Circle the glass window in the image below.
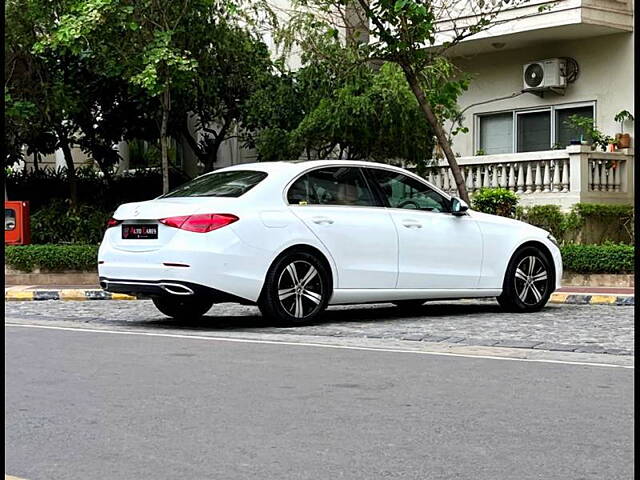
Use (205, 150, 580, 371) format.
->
(162, 170, 267, 198)
(479, 113, 513, 154)
(517, 111, 551, 152)
(5, 208, 16, 231)
(287, 167, 377, 207)
(556, 106, 594, 148)
(369, 169, 450, 213)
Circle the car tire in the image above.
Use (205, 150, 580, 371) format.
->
(497, 245, 554, 313)
(152, 295, 214, 320)
(258, 250, 331, 326)
(392, 300, 426, 310)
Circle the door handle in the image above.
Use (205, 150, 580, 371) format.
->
(402, 220, 422, 229)
(312, 216, 334, 225)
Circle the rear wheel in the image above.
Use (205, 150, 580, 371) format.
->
(152, 296, 214, 320)
(258, 250, 331, 326)
(497, 246, 554, 312)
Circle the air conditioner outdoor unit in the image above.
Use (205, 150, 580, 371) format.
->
(523, 58, 567, 92)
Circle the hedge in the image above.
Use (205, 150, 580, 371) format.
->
(560, 243, 634, 274)
(5, 243, 634, 275)
(5, 244, 99, 272)
(30, 200, 112, 245)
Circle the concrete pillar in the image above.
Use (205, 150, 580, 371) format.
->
(116, 140, 130, 174)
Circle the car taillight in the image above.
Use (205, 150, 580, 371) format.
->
(159, 214, 239, 233)
(106, 218, 122, 229)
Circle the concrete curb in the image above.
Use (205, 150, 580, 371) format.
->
(4, 289, 634, 305)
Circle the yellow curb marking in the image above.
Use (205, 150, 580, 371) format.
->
(58, 289, 88, 301)
(111, 293, 137, 300)
(549, 293, 568, 303)
(589, 295, 617, 304)
(5, 291, 34, 301)
(6, 474, 29, 480)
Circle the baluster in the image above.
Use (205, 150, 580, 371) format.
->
(516, 163, 525, 194)
(542, 160, 550, 192)
(612, 162, 620, 192)
(588, 160, 594, 191)
(482, 165, 490, 188)
(525, 162, 533, 193)
(500, 164, 507, 188)
(491, 164, 499, 188)
(508, 163, 516, 192)
(561, 159, 569, 193)
(442, 167, 450, 192)
(427, 169, 434, 186)
(599, 161, 607, 192)
(448, 170, 456, 194)
(473, 166, 481, 191)
(552, 159, 561, 192)
(466, 166, 474, 193)
(605, 162, 613, 192)
(534, 161, 542, 192)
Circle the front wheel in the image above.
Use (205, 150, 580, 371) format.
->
(497, 246, 554, 312)
(152, 295, 214, 320)
(258, 250, 331, 326)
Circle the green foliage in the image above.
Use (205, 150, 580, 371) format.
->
(560, 243, 634, 274)
(5, 245, 99, 272)
(516, 203, 634, 244)
(6, 167, 189, 213)
(30, 200, 112, 245)
(564, 115, 613, 151)
(471, 188, 518, 217)
(614, 110, 634, 134)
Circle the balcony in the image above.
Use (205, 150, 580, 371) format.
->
(435, 0, 634, 55)
(425, 146, 634, 209)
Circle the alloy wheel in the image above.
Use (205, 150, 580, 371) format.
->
(514, 255, 549, 306)
(277, 260, 324, 319)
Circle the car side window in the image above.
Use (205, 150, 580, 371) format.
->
(368, 168, 451, 213)
(287, 167, 378, 207)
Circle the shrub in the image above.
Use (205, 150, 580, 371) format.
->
(5, 166, 188, 212)
(560, 243, 634, 274)
(30, 200, 112, 245)
(471, 188, 519, 217)
(516, 203, 633, 245)
(5, 244, 99, 272)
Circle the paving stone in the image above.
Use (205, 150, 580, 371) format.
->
(494, 340, 543, 349)
(400, 333, 425, 341)
(4, 299, 634, 355)
(533, 343, 580, 352)
(574, 346, 608, 354)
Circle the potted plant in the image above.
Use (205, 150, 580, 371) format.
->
(564, 115, 609, 151)
(614, 110, 634, 149)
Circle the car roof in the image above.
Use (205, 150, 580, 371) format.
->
(216, 159, 410, 175)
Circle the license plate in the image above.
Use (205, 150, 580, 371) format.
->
(122, 224, 158, 239)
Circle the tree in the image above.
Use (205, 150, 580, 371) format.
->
(277, 0, 536, 202)
(245, 31, 435, 167)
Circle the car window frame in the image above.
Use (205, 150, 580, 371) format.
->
(285, 166, 384, 208)
(362, 166, 453, 214)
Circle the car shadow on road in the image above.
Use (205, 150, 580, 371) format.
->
(125, 301, 506, 332)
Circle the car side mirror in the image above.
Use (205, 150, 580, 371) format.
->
(451, 197, 469, 216)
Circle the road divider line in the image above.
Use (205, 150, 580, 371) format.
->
(5, 323, 633, 369)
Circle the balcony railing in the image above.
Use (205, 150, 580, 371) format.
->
(425, 146, 634, 208)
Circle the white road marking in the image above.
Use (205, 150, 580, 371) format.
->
(5, 322, 634, 369)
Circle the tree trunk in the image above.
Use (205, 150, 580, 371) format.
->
(401, 65, 470, 203)
(160, 88, 171, 194)
(58, 134, 78, 208)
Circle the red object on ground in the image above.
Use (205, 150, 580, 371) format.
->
(5, 200, 31, 245)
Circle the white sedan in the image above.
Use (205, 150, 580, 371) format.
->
(99, 160, 561, 324)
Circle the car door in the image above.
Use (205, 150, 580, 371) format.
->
(365, 167, 483, 289)
(287, 166, 398, 289)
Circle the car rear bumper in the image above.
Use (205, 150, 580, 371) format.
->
(98, 226, 271, 302)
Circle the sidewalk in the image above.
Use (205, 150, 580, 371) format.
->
(4, 285, 634, 304)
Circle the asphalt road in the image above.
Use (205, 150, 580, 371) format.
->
(5, 324, 634, 480)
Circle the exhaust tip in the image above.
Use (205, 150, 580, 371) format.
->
(100, 281, 108, 289)
(160, 283, 194, 296)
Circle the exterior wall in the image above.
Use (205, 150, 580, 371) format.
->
(450, 32, 634, 157)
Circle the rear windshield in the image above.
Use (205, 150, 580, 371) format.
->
(162, 170, 268, 198)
